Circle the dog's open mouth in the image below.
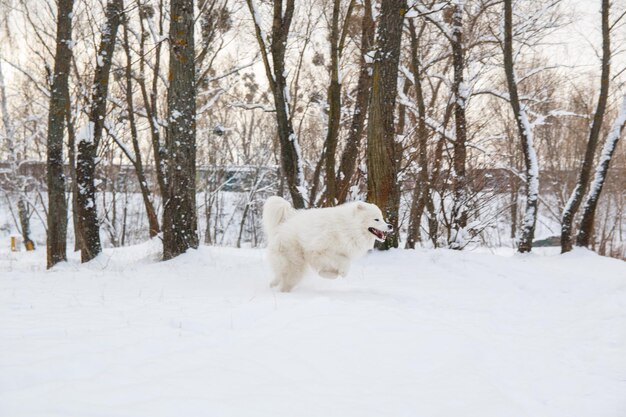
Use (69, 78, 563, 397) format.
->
(368, 227, 387, 242)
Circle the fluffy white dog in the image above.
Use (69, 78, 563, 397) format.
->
(263, 196, 392, 292)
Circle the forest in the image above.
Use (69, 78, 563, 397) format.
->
(2, 2, 626, 415)
(0, 0, 625, 264)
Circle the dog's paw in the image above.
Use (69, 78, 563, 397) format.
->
(318, 269, 340, 279)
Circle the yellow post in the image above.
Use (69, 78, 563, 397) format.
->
(25, 240, 35, 251)
(10, 236, 17, 252)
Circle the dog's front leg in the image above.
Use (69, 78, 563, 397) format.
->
(315, 253, 350, 279)
(335, 254, 350, 277)
(318, 269, 340, 279)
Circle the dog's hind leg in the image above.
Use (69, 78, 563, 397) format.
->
(309, 252, 351, 279)
(268, 242, 305, 292)
(278, 263, 305, 292)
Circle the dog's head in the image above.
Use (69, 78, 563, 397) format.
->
(353, 202, 393, 243)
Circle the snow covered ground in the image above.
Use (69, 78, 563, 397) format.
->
(1, 241, 625, 417)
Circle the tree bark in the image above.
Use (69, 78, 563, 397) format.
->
(65, 105, 81, 251)
(449, 1, 469, 249)
(245, 0, 306, 208)
(17, 199, 35, 250)
(162, 0, 199, 260)
(405, 19, 430, 249)
(137, 2, 168, 202)
(122, 21, 160, 238)
(366, 0, 406, 250)
(503, 0, 539, 253)
(76, 0, 123, 262)
(576, 94, 626, 247)
(321, 0, 342, 206)
(336, 0, 374, 204)
(321, 0, 355, 206)
(561, 0, 610, 253)
(46, 0, 73, 268)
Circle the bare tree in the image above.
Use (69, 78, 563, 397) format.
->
(76, 0, 124, 262)
(320, 0, 354, 206)
(405, 19, 429, 249)
(136, 0, 168, 202)
(448, 1, 469, 248)
(576, 94, 626, 247)
(245, 0, 306, 208)
(503, 0, 539, 253)
(162, 0, 199, 260)
(561, 0, 610, 253)
(366, 0, 407, 249)
(336, 0, 374, 204)
(120, 17, 160, 238)
(46, 0, 74, 268)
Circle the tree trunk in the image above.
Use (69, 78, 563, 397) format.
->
(405, 19, 430, 249)
(65, 106, 81, 251)
(204, 191, 213, 245)
(137, 5, 168, 202)
(503, 0, 539, 253)
(162, 0, 199, 260)
(561, 0, 610, 253)
(236, 202, 250, 248)
(427, 110, 452, 247)
(246, 0, 306, 208)
(449, 1, 468, 249)
(322, 0, 342, 206)
(18, 199, 35, 250)
(320, 0, 355, 206)
(122, 21, 160, 238)
(366, 0, 406, 250)
(510, 170, 518, 240)
(46, 0, 73, 268)
(336, 0, 374, 204)
(76, 0, 123, 262)
(576, 94, 626, 247)
(1, 59, 34, 252)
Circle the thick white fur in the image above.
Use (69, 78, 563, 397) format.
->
(263, 196, 389, 292)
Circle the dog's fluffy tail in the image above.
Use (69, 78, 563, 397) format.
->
(263, 196, 295, 240)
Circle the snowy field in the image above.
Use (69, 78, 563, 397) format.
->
(1, 241, 626, 417)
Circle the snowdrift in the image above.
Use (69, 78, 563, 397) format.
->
(1, 242, 625, 417)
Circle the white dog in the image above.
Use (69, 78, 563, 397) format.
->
(263, 196, 392, 292)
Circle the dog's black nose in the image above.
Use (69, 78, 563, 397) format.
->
(387, 223, 393, 231)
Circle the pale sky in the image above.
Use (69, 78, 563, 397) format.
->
(548, 0, 625, 73)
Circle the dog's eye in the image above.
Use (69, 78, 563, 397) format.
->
(374, 219, 380, 221)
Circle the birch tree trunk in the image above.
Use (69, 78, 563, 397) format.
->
(366, 0, 406, 250)
(503, 0, 539, 253)
(46, 0, 74, 268)
(162, 0, 199, 260)
(561, 0, 610, 253)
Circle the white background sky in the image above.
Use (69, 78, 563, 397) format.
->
(549, 0, 625, 73)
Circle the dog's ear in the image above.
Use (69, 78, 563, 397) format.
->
(355, 202, 366, 211)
